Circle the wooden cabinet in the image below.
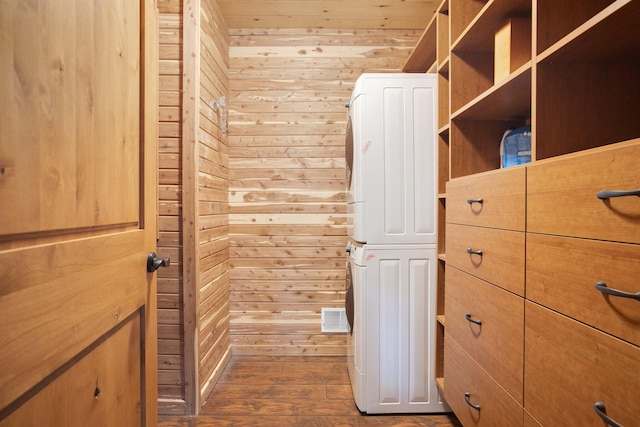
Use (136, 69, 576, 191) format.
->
(524, 144, 640, 426)
(444, 140, 640, 426)
(405, 0, 640, 425)
(444, 169, 526, 422)
(446, 167, 526, 230)
(527, 141, 640, 243)
(445, 267, 524, 403)
(526, 233, 640, 347)
(444, 141, 640, 427)
(444, 336, 523, 427)
(525, 302, 639, 427)
(446, 224, 525, 296)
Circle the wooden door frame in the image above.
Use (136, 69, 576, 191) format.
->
(142, 0, 160, 424)
(113, 0, 162, 422)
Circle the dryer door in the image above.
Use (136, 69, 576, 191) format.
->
(346, 93, 366, 242)
(345, 113, 354, 195)
(345, 261, 354, 336)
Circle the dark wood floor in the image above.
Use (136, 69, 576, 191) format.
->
(158, 356, 462, 427)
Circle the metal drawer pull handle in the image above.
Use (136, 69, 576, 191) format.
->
(464, 392, 480, 411)
(595, 281, 640, 301)
(465, 313, 482, 326)
(597, 189, 640, 199)
(594, 402, 623, 427)
(466, 198, 483, 204)
(466, 248, 483, 256)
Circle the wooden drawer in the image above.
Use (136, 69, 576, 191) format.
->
(525, 302, 640, 427)
(445, 266, 524, 403)
(527, 139, 640, 244)
(444, 334, 523, 427)
(447, 167, 526, 231)
(446, 223, 525, 296)
(527, 233, 640, 346)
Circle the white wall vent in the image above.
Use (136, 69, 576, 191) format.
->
(321, 308, 349, 333)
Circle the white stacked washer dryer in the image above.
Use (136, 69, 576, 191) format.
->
(344, 73, 448, 414)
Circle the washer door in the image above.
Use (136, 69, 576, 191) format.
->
(346, 249, 366, 412)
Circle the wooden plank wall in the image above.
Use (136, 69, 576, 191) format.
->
(157, 0, 185, 415)
(227, 28, 420, 355)
(157, 0, 231, 415)
(195, 0, 231, 406)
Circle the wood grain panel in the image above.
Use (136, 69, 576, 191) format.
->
(527, 139, 640, 244)
(228, 16, 430, 31)
(0, 0, 140, 237)
(230, 56, 411, 72)
(525, 302, 639, 427)
(231, 186, 345, 198)
(230, 168, 345, 181)
(231, 279, 345, 291)
(446, 166, 526, 231)
(526, 233, 640, 346)
(228, 29, 422, 46)
(218, 0, 438, 30)
(230, 214, 345, 227)
(444, 335, 523, 426)
(159, 0, 181, 14)
(445, 267, 524, 403)
(2, 315, 142, 426)
(230, 246, 344, 258)
(230, 157, 344, 170)
(446, 223, 525, 296)
(230, 268, 344, 282)
(230, 323, 332, 336)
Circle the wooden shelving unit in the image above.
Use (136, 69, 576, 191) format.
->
(405, 0, 640, 424)
(402, 11, 437, 72)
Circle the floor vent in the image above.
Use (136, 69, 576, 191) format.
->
(321, 308, 349, 333)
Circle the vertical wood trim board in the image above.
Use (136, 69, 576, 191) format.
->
(182, 0, 200, 415)
(228, 28, 419, 356)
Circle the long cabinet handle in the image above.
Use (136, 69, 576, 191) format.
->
(597, 189, 640, 199)
(466, 198, 484, 205)
(466, 247, 483, 256)
(594, 402, 623, 427)
(464, 392, 480, 411)
(465, 312, 482, 326)
(595, 281, 640, 301)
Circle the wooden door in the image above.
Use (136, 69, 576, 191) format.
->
(0, 0, 158, 425)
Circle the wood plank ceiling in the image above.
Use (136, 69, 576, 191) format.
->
(218, 0, 439, 29)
